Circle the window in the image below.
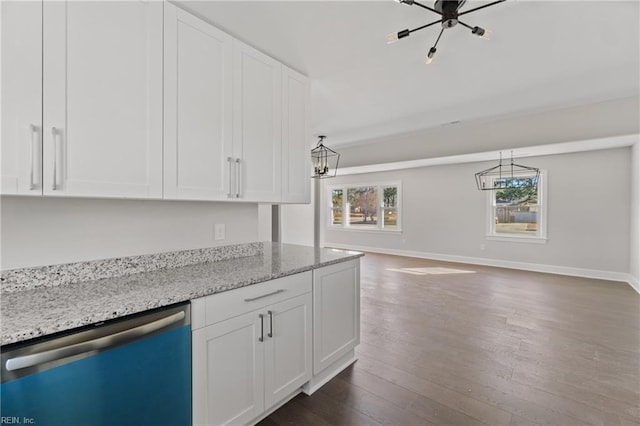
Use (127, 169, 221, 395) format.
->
(328, 182, 401, 231)
(347, 186, 378, 226)
(487, 172, 546, 242)
(330, 189, 343, 225)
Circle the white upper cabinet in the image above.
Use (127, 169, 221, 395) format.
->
(281, 66, 311, 204)
(1, 1, 43, 196)
(42, 1, 163, 198)
(2, 1, 311, 204)
(232, 40, 282, 202)
(163, 3, 233, 201)
(164, 7, 311, 204)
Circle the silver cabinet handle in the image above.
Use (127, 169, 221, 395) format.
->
(51, 127, 60, 190)
(227, 157, 233, 198)
(29, 124, 38, 190)
(244, 289, 284, 303)
(5, 311, 185, 372)
(268, 310, 273, 338)
(235, 158, 241, 198)
(258, 314, 265, 342)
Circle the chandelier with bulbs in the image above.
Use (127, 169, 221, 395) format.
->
(387, 0, 506, 64)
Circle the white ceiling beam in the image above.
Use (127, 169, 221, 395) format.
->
(337, 133, 640, 176)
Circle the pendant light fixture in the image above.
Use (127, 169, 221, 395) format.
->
(387, 0, 506, 64)
(311, 136, 340, 179)
(475, 152, 540, 191)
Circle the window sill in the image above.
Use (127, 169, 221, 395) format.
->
(327, 226, 402, 234)
(486, 234, 547, 244)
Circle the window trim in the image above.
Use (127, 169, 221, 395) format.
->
(485, 170, 547, 243)
(327, 181, 402, 232)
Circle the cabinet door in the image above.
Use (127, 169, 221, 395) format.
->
(1, 0, 42, 195)
(233, 40, 282, 202)
(42, 1, 162, 198)
(312, 260, 361, 374)
(164, 4, 233, 201)
(192, 311, 265, 426)
(281, 66, 311, 204)
(264, 293, 312, 408)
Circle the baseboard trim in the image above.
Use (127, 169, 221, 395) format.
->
(328, 243, 637, 290)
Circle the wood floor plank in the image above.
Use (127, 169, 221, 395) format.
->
(407, 394, 488, 426)
(318, 370, 438, 426)
(259, 252, 640, 426)
(355, 353, 514, 426)
(291, 388, 384, 425)
(356, 345, 582, 426)
(331, 364, 421, 410)
(511, 369, 640, 422)
(265, 395, 332, 426)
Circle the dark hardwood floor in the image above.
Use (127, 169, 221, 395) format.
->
(259, 252, 640, 425)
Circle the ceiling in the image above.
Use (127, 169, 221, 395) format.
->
(176, 1, 640, 147)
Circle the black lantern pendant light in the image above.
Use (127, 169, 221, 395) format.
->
(311, 136, 340, 179)
(475, 152, 540, 191)
(387, 0, 506, 64)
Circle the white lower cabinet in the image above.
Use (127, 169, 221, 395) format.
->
(303, 259, 361, 395)
(192, 273, 312, 426)
(264, 294, 313, 408)
(191, 260, 361, 425)
(311, 259, 360, 374)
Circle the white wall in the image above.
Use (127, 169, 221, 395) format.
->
(324, 148, 631, 276)
(257, 204, 272, 241)
(630, 142, 640, 291)
(0, 197, 259, 270)
(281, 180, 314, 246)
(337, 96, 640, 168)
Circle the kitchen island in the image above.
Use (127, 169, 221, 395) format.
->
(0, 243, 362, 345)
(1, 242, 363, 426)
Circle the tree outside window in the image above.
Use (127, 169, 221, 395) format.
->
(490, 175, 544, 237)
(347, 187, 378, 225)
(328, 183, 401, 231)
(382, 187, 398, 228)
(331, 189, 343, 225)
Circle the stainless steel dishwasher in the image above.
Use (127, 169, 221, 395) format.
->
(0, 302, 191, 426)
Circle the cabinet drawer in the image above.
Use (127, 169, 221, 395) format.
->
(195, 271, 312, 328)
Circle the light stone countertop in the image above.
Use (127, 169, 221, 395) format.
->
(0, 243, 363, 346)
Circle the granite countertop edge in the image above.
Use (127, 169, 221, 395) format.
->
(1, 244, 363, 346)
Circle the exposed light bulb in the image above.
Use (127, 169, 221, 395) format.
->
(425, 47, 437, 64)
(386, 29, 410, 44)
(472, 26, 492, 40)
